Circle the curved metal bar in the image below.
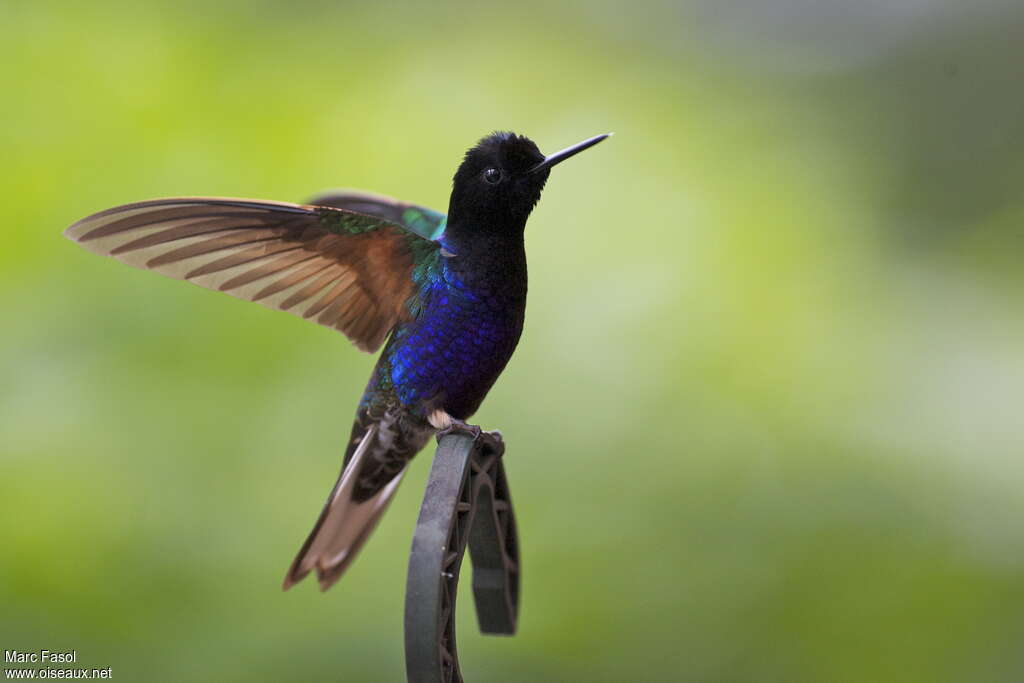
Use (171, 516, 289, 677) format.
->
(404, 431, 520, 683)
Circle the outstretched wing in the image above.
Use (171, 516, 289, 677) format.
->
(306, 189, 446, 241)
(65, 197, 441, 353)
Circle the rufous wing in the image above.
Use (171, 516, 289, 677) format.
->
(65, 197, 440, 352)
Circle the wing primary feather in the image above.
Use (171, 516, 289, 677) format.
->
(218, 251, 321, 292)
(107, 219, 267, 254)
(76, 208, 275, 242)
(315, 289, 358, 328)
(304, 274, 357, 320)
(142, 230, 281, 266)
(66, 196, 437, 354)
(343, 304, 377, 345)
(280, 271, 341, 311)
(184, 242, 302, 280)
(252, 259, 334, 301)
(70, 197, 309, 224)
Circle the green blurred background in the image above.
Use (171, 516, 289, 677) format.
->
(3, 1, 1024, 681)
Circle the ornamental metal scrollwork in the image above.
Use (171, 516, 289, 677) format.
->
(404, 431, 520, 683)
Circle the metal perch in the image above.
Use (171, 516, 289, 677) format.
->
(404, 431, 520, 683)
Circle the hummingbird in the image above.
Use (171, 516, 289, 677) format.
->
(64, 131, 610, 591)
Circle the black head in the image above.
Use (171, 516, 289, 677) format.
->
(446, 131, 610, 233)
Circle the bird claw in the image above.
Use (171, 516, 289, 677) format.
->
(436, 419, 481, 441)
(436, 420, 504, 455)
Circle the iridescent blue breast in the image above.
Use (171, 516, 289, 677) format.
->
(385, 256, 526, 419)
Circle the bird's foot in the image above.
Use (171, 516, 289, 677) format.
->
(433, 415, 504, 454)
(436, 418, 480, 439)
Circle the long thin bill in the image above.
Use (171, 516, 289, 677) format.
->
(527, 133, 612, 174)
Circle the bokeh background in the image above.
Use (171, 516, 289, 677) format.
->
(3, 1, 1024, 681)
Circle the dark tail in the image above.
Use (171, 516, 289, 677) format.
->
(282, 424, 406, 591)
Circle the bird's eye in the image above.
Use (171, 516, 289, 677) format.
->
(483, 168, 502, 185)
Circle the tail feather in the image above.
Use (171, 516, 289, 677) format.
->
(283, 424, 406, 591)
